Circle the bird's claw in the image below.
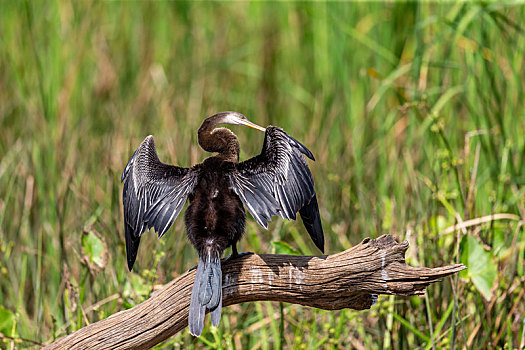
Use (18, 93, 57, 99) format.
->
(235, 251, 254, 258)
(188, 251, 254, 271)
(223, 251, 254, 263)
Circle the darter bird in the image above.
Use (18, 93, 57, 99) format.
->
(121, 111, 324, 336)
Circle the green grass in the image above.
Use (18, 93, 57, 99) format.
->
(1, 1, 524, 349)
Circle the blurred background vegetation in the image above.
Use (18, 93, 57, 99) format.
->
(0, 1, 524, 349)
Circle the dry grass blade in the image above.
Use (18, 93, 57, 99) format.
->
(439, 213, 521, 236)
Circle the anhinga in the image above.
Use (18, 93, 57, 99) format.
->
(121, 111, 323, 336)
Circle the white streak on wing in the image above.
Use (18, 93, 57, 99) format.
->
(142, 190, 149, 233)
(163, 204, 179, 236)
(132, 160, 140, 197)
(136, 190, 143, 231)
(231, 175, 268, 229)
(275, 186, 292, 220)
(245, 197, 267, 229)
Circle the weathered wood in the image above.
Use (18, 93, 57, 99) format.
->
(44, 235, 465, 349)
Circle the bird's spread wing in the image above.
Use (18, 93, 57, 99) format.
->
(229, 126, 324, 252)
(121, 135, 198, 270)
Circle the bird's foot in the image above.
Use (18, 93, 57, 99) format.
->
(235, 251, 254, 258)
(222, 251, 254, 263)
(188, 251, 253, 271)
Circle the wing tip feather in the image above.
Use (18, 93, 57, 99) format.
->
(286, 134, 315, 161)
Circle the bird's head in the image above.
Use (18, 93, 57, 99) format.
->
(205, 111, 266, 132)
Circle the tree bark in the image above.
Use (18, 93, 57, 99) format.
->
(44, 235, 465, 349)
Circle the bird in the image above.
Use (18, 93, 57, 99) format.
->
(121, 111, 324, 336)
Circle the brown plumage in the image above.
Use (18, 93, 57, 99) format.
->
(121, 111, 323, 336)
(198, 117, 240, 162)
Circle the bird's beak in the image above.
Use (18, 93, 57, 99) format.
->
(240, 119, 266, 132)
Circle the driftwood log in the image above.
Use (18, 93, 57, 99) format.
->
(45, 235, 465, 349)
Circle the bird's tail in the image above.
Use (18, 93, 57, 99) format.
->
(189, 249, 222, 337)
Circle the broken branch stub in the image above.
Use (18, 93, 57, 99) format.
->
(45, 234, 465, 349)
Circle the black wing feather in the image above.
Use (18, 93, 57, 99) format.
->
(299, 194, 324, 252)
(229, 127, 324, 252)
(121, 135, 197, 270)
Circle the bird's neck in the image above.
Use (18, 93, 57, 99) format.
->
(198, 122, 240, 163)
